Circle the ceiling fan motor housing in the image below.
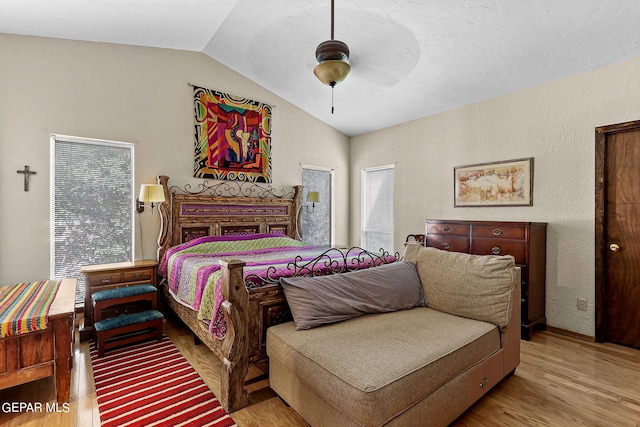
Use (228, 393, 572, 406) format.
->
(315, 39, 350, 62)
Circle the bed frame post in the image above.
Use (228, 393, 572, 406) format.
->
(156, 175, 171, 263)
(219, 258, 250, 412)
(292, 184, 303, 240)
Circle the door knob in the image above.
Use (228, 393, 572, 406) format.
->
(609, 243, 620, 252)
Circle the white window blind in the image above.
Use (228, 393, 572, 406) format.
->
(361, 165, 394, 252)
(50, 135, 134, 305)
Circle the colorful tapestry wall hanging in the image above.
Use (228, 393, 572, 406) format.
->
(193, 86, 272, 183)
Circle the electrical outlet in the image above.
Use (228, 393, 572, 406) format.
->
(577, 298, 588, 311)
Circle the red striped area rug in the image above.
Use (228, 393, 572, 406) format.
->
(90, 336, 236, 427)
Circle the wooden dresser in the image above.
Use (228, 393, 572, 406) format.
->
(424, 219, 547, 340)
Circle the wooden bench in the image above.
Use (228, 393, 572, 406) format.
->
(91, 284, 163, 356)
(91, 284, 158, 323)
(93, 310, 163, 356)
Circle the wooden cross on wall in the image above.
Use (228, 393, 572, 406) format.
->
(17, 165, 37, 192)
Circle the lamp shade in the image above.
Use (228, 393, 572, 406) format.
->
(138, 184, 165, 203)
(306, 191, 320, 203)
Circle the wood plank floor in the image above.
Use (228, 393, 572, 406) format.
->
(1, 316, 639, 426)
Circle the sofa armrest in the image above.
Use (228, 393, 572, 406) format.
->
(501, 266, 521, 374)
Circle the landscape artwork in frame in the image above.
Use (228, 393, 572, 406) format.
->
(193, 85, 272, 183)
(454, 158, 533, 207)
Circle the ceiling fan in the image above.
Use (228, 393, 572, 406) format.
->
(313, 0, 350, 113)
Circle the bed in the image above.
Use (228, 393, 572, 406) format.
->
(0, 278, 76, 403)
(155, 176, 396, 412)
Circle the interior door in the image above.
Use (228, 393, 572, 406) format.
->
(595, 121, 640, 348)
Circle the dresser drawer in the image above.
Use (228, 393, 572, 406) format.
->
(470, 238, 526, 264)
(426, 223, 470, 236)
(426, 235, 470, 253)
(123, 269, 153, 282)
(472, 225, 526, 239)
(87, 272, 123, 286)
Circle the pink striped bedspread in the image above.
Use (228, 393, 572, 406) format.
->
(159, 234, 396, 338)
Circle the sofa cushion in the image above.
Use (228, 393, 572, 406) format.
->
(267, 308, 500, 426)
(404, 245, 516, 329)
(280, 261, 426, 330)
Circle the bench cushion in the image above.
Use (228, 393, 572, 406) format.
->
(94, 309, 163, 332)
(267, 307, 499, 426)
(92, 284, 156, 302)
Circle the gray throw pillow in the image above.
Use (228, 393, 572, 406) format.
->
(280, 261, 427, 330)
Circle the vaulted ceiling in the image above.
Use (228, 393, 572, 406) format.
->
(2, 0, 639, 136)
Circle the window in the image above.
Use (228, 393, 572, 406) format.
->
(361, 165, 394, 252)
(50, 135, 134, 305)
(301, 166, 334, 245)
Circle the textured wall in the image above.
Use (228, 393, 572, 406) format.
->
(350, 57, 640, 337)
(4, 32, 640, 338)
(0, 34, 349, 284)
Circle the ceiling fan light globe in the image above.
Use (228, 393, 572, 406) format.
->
(314, 60, 351, 86)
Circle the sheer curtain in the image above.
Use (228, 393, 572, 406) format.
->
(301, 167, 333, 246)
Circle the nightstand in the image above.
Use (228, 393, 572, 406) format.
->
(79, 260, 157, 341)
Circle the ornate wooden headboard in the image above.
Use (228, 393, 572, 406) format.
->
(155, 175, 302, 262)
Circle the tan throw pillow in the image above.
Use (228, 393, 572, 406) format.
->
(404, 245, 516, 330)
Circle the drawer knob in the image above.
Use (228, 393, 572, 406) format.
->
(443, 243, 451, 250)
(100, 276, 113, 283)
(443, 227, 451, 232)
(609, 243, 620, 252)
(492, 229, 502, 236)
(491, 247, 501, 255)
(480, 377, 488, 388)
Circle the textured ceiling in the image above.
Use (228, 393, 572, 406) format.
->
(2, 0, 640, 136)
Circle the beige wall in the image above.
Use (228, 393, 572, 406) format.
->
(350, 56, 640, 337)
(4, 32, 640, 338)
(0, 34, 350, 284)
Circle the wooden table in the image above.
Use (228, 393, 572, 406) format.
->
(0, 278, 76, 403)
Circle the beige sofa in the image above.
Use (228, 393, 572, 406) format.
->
(267, 245, 521, 427)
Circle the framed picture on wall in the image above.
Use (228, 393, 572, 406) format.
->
(193, 85, 272, 183)
(454, 157, 533, 207)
